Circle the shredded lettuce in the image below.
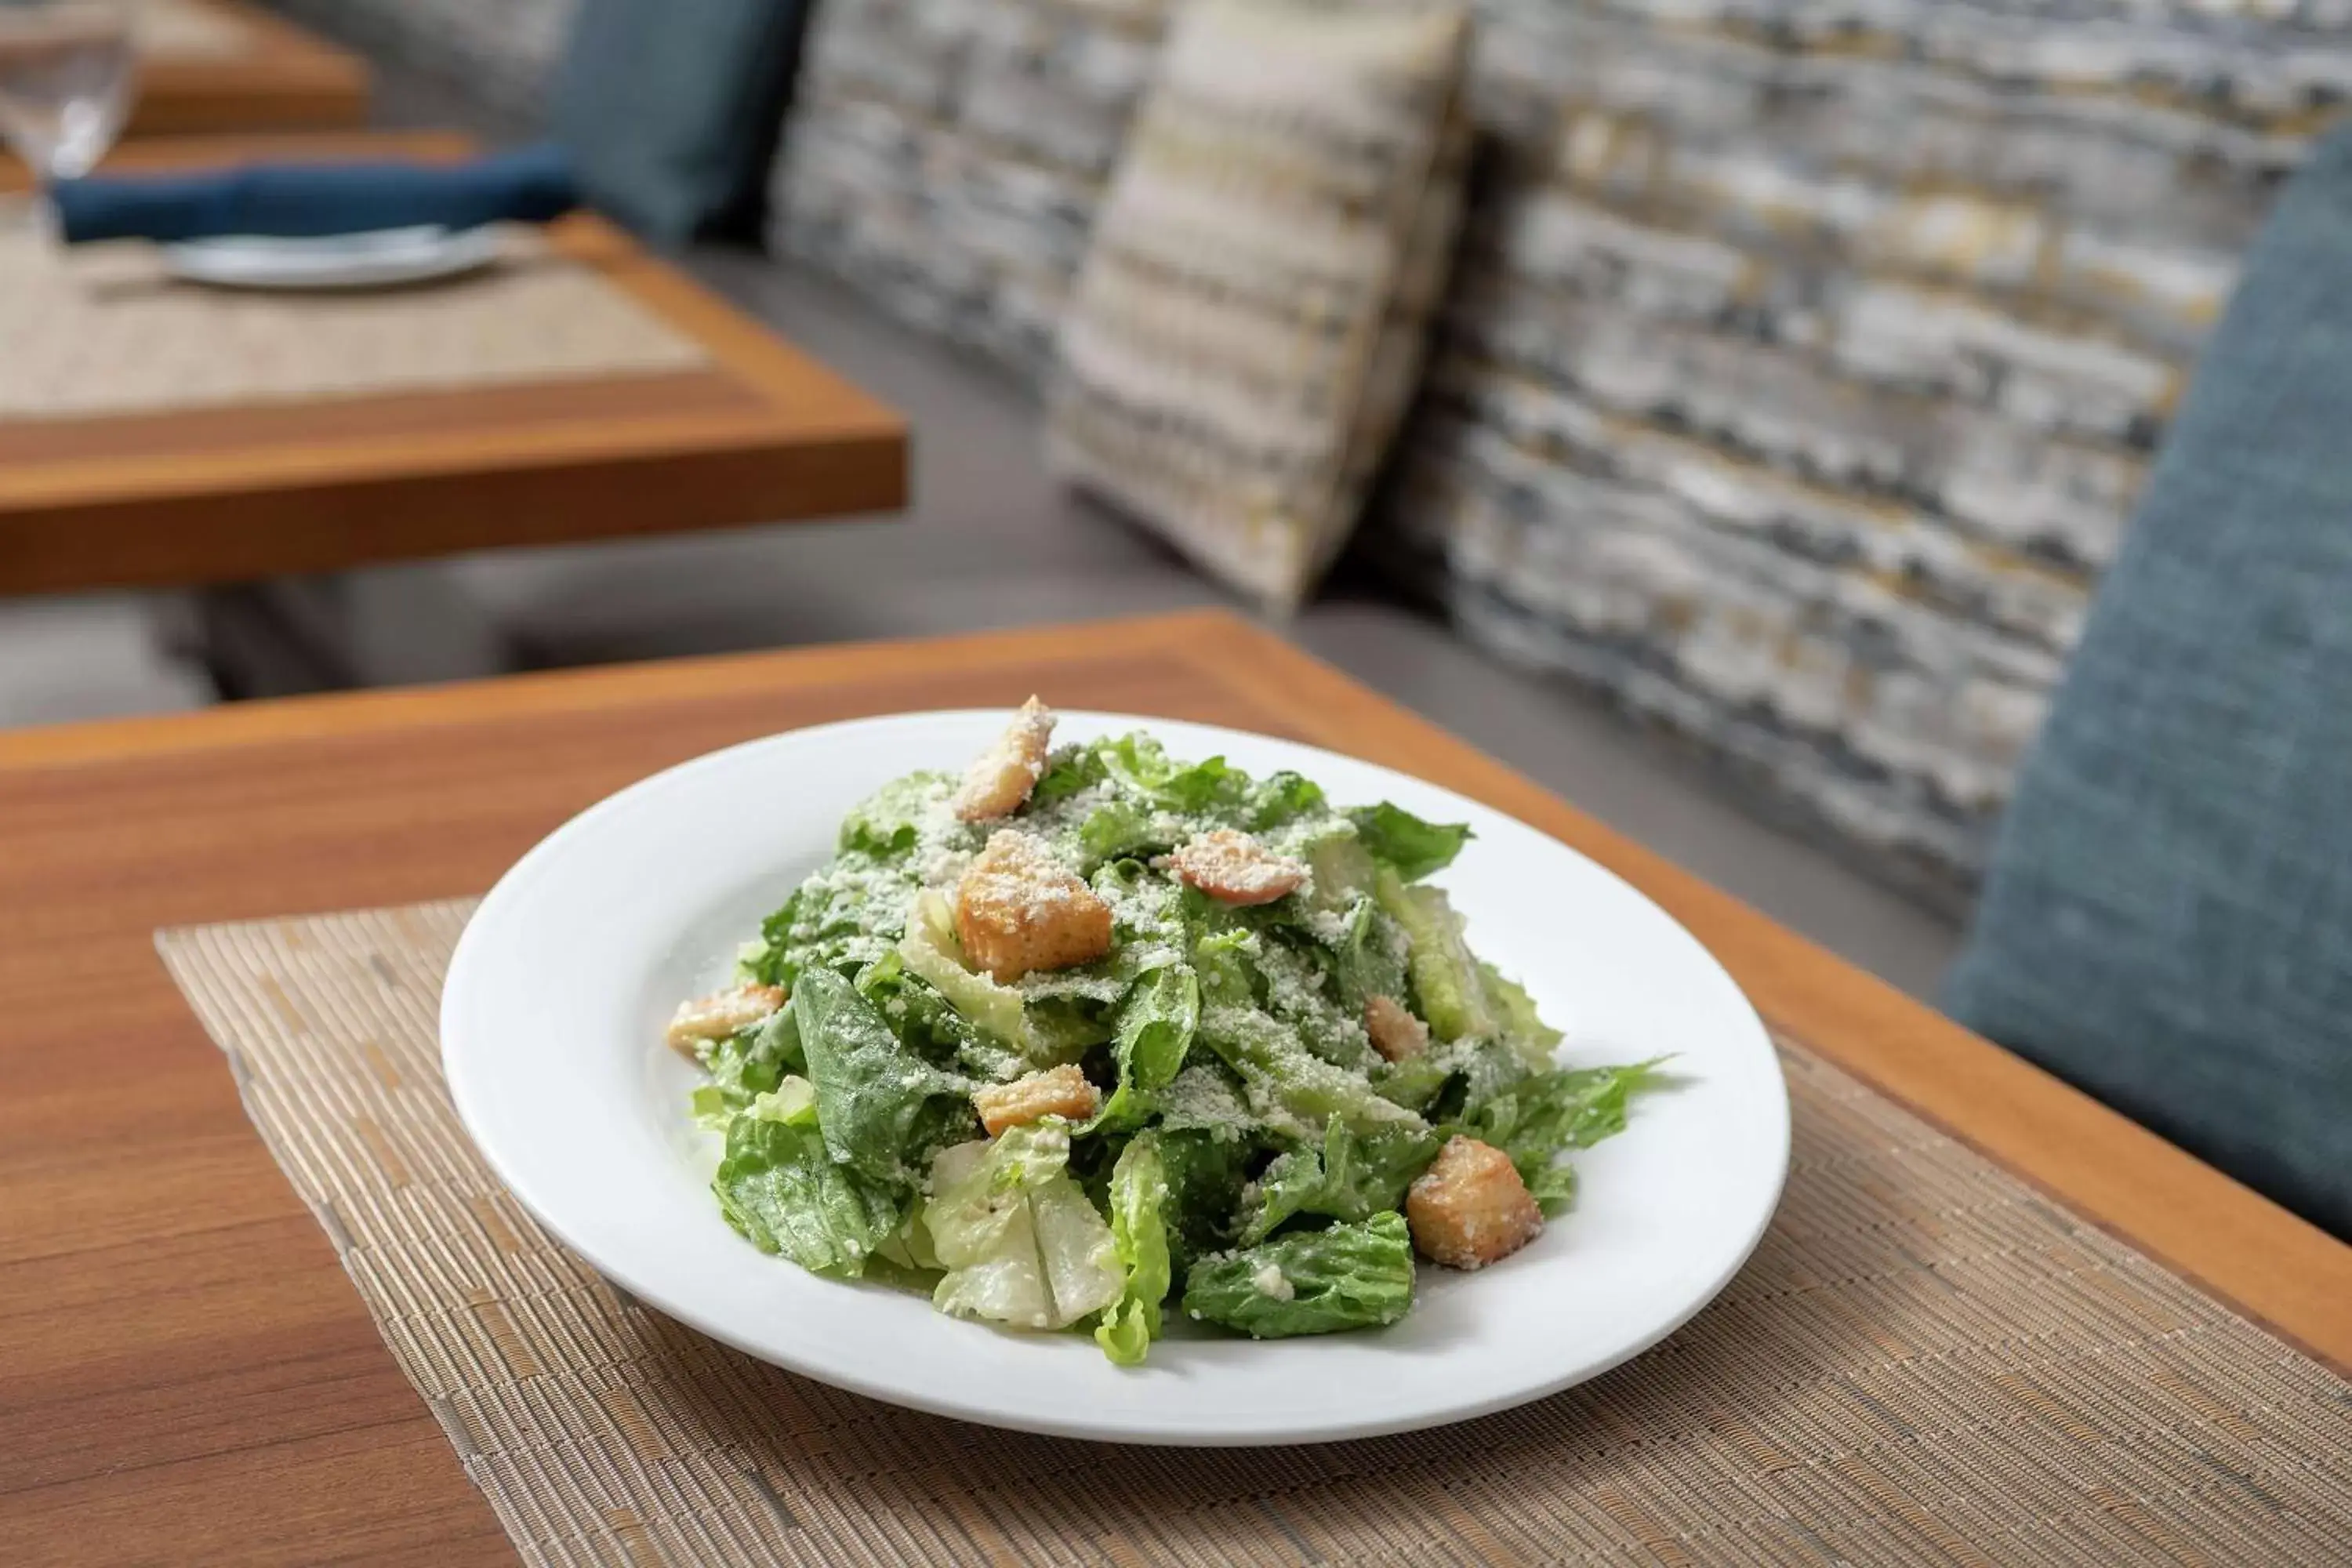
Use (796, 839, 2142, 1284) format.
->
(1182, 1211, 1417, 1338)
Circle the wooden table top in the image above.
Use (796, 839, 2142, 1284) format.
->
(129, 0, 369, 137)
(2, 610, 2344, 1564)
(0, 133, 906, 597)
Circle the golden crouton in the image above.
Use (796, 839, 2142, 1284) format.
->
(973, 1064, 1103, 1136)
(952, 696, 1057, 822)
(1406, 1136, 1544, 1271)
(1364, 994, 1430, 1063)
(665, 982, 785, 1054)
(1168, 828, 1306, 906)
(954, 829, 1114, 981)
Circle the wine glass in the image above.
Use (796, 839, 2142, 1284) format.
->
(0, 0, 136, 185)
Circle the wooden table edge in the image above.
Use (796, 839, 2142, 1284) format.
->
(0, 611, 1225, 768)
(6, 606, 2346, 1376)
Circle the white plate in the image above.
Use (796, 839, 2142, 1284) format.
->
(163, 224, 503, 290)
(441, 711, 1789, 1446)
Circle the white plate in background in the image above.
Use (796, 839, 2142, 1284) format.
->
(165, 223, 503, 290)
(441, 710, 1790, 1446)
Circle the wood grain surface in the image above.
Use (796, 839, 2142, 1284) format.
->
(2, 611, 2345, 1566)
(127, 0, 371, 136)
(0, 133, 906, 596)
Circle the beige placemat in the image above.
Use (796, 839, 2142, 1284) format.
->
(0, 227, 710, 423)
(158, 902, 2352, 1567)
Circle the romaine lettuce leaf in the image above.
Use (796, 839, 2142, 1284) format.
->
(1329, 896, 1409, 1012)
(1030, 742, 1106, 807)
(1247, 770, 1327, 830)
(1199, 993, 1427, 1140)
(1097, 734, 1248, 815)
(839, 771, 951, 859)
(1191, 922, 1258, 1010)
(745, 848, 920, 989)
(1479, 961, 1565, 1069)
(1094, 1134, 1173, 1364)
(1240, 1118, 1439, 1243)
(924, 1123, 1123, 1331)
(1095, 964, 1200, 1127)
(1182, 1211, 1416, 1338)
(1546, 1059, 1668, 1148)
(1375, 869, 1497, 1044)
(1369, 1050, 1454, 1115)
(1445, 1058, 1668, 1212)
(855, 948, 1008, 1081)
(1348, 804, 1472, 881)
(793, 967, 975, 1186)
(897, 891, 1028, 1047)
(1078, 797, 1160, 866)
(1305, 831, 1377, 906)
(713, 1112, 902, 1279)
(748, 1075, 817, 1126)
(1156, 1124, 1252, 1272)
(693, 1006, 803, 1123)
(1257, 931, 1377, 1073)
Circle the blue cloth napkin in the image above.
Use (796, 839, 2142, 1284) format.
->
(49, 143, 581, 245)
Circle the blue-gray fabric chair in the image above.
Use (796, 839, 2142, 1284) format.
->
(1946, 125, 2352, 1238)
(554, 0, 809, 243)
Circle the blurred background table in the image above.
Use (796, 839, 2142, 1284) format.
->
(0, 132, 905, 593)
(0, 131, 906, 683)
(2, 0, 374, 147)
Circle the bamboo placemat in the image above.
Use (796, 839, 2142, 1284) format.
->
(0, 227, 709, 423)
(157, 902, 2352, 1567)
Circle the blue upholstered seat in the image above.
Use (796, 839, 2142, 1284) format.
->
(1947, 126, 2352, 1239)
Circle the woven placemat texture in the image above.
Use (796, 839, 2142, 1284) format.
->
(0, 227, 708, 423)
(157, 902, 2352, 1567)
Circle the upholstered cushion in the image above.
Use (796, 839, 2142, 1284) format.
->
(1944, 126, 2352, 1238)
(554, 0, 807, 242)
(1047, 0, 1469, 609)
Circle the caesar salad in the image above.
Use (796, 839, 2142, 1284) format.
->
(669, 700, 1662, 1365)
